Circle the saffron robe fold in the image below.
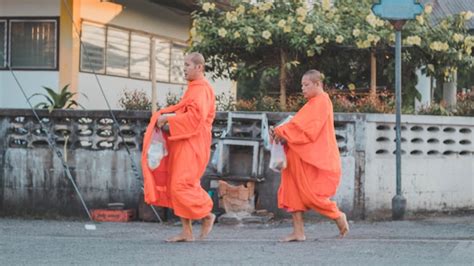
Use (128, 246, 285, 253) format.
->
(275, 92, 342, 219)
(142, 79, 215, 220)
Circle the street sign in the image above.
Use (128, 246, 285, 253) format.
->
(371, 0, 424, 221)
(372, 0, 423, 20)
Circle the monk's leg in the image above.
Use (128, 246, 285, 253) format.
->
(334, 212, 349, 238)
(198, 212, 216, 240)
(166, 218, 194, 242)
(280, 211, 306, 242)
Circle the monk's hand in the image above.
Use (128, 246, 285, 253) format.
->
(157, 116, 168, 128)
(269, 126, 275, 139)
(274, 133, 286, 144)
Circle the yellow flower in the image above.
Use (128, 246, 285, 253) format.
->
(247, 37, 254, 44)
(307, 50, 315, 57)
(194, 35, 203, 43)
(304, 24, 313, 35)
(283, 25, 292, 33)
(427, 64, 435, 72)
(336, 35, 344, 43)
(352, 29, 360, 37)
(416, 15, 424, 25)
(262, 2, 273, 11)
(376, 18, 385, 27)
(424, 5, 432, 14)
(245, 27, 255, 35)
(296, 7, 307, 17)
(315, 35, 324, 44)
(430, 41, 449, 51)
(453, 33, 464, 43)
(202, 2, 215, 12)
(190, 27, 197, 37)
(367, 34, 375, 43)
(297, 16, 306, 24)
(464, 11, 474, 21)
(236, 5, 245, 15)
(278, 19, 286, 28)
(262, 30, 272, 40)
(234, 31, 241, 38)
(226, 12, 238, 22)
(406, 36, 421, 46)
(348, 83, 356, 91)
(389, 33, 396, 42)
(322, 0, 331, 11)
(366, 13, 378, 27)
(218, 28, 227, 38)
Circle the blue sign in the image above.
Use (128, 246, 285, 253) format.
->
(372, 0, 424, 20)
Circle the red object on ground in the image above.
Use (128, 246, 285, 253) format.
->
(91, 209, 135, 222)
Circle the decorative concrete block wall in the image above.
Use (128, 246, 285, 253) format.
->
(0, 109, 472, 219)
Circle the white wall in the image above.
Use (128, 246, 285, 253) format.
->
(78, 73, 234, 109)
(364, 114, 474, 213)
(78, 73, 185, 109)
(0, 0, 59, 16)
(0, 71, 59, 108)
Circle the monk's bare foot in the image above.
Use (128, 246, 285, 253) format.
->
(335, 212, 349, 238)
(199, 213, 216, 240)
(279, 233, 306, 242)
(165, 233, 194, 243)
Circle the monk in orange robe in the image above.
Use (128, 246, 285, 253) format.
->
(271, 69, 349, 242)
(142, 52, 215, 242)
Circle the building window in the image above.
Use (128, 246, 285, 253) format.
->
(80, 22, 106, 73)
(154, 37, 171, 82)
(0, 20, 6, 68)
(106, 27, 129, 77)
(170, 43, 186, 84)
(80, 21, 186, 84)
(130, 33, 150, 79)
(9, 19, 58, 69)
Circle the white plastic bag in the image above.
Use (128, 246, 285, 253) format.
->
(211, 145, 220, 170)
(147, 128, 167, 170)
(269, 142, 287, 172)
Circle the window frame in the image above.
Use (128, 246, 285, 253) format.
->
(0, 17, 60, 71)
(80, 20, 187, 85)
(0, 19, 6, 68)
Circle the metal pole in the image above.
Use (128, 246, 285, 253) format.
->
(392, 29, 406, 220)
(151, 37, 157, 112)
(395, 30, 402, 196)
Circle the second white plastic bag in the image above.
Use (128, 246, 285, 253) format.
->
(269, 142, 287, 172)
(147, 128, 168, 170)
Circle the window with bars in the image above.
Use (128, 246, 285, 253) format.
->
(80, 21, 187, 84)
(0, 18, 58, 70)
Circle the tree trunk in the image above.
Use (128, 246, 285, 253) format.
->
(442, 69, 457, 109)
(370, 50, 377, 100)
(279, 49, 287, 111)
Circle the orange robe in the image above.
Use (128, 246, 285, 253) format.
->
(274, 92, 342, 219)
(142, 79, 215, 220)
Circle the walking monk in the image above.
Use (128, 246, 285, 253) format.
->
(142, 52, 216, 242)
(271, 69, 349, 242)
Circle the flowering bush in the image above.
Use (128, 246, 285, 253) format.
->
(118, 90, 153, 110)
(191, 0, 474, 107)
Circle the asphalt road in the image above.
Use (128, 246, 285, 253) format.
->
(1, 215, 473, 265)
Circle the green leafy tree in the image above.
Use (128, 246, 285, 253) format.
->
(191, 0, 474, 109)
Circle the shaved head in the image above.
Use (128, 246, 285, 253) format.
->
(186, 52, 205, 67)
(303, 69, 323, 83)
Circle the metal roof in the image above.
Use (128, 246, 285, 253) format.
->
(420, 0, 474, 29)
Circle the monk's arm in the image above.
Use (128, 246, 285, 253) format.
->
(166, 88, 209, 140)
(275, 98, 330, 144)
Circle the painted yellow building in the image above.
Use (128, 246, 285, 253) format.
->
(0, 0, 234, 109)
